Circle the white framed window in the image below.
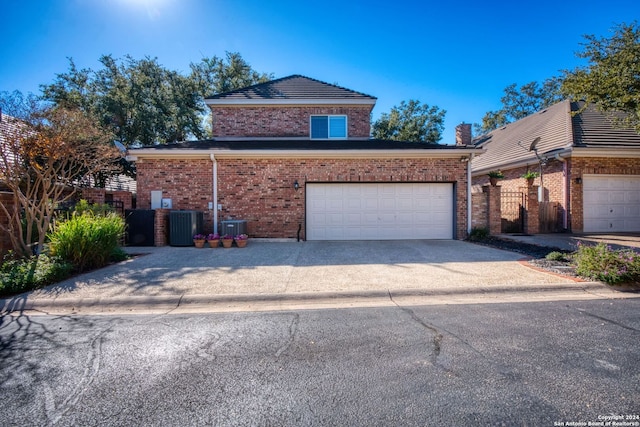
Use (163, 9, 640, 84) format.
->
(310, 115, 347, 139)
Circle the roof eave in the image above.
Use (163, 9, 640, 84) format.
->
(127, 147, 484, 161)
(571, 147, 640, 158)
(205, 98, 377, 106)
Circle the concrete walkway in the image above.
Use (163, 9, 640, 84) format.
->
(1, 240, 635, 315)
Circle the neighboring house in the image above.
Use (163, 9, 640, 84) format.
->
(467, 100, 640, 233)
(0, 112, 22, 189)
(127, 75, 482, 241)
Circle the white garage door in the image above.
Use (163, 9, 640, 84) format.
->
(306, 183, 454, 240)
(583, 175, 640, 232)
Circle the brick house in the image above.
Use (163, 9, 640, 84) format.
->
(465, 100, 640, 234)
(127, 75, 482, 242)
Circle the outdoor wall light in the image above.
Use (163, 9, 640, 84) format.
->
(294, 180, 299, 191)
(575, 177, 582, 184)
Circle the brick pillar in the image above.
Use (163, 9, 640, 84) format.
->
(154, 209, 169, 246)
(526, 185, 540, 235)
(484, 184, 502, 235)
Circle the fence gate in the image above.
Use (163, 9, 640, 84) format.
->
(539, 201, 560, 233)
(501, 191, 525, 233)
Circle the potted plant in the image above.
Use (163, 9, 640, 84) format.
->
(221, 234, 234, 248)
(521, 170, 539, 186)
(206, 233, 220, 248)
(234, 233, 248, 248)
(487, 170, 504, 186)
(193, 233, 206, 248)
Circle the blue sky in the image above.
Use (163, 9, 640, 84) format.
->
(1, 0, 638, 143)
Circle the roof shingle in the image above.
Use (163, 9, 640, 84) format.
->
(205, 75, 376, 102)
(471, 100, 640, 174)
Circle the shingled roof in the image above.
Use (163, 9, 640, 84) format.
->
(471, 100, 640, 174)
(205, 75, 376, 103)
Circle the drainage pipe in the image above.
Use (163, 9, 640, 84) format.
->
(210, 153, 218, 234)
(467, 153, 474, 235)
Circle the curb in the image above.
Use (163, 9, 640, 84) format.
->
(0, 281, 623, 315)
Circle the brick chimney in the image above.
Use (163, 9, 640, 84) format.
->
(455, 123, 472, 146)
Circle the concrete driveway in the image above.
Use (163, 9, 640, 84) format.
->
(4, 239, 624, 315)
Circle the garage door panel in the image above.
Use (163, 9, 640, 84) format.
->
(583, 175, 640, 232)
(307, 183, 453, 240)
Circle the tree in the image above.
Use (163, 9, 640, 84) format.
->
(372, 100, 446, 143)
(477, 78, 563, 134)
(562, 22, 640, 133)
(0, 90, 41, 120)
(42, 55, 205, 147)
(41, 52, 273, 147)
(190, 51, 273, 97)
(0, 105, 120, 256)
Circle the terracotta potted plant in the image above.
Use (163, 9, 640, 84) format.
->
(234, 233, 248, 248)
(193, 234, 206, 248)
(521, 170, 539, 186)
(206, 233, 220, 248)
(487, 170, 504, 186)
(221, 234, 234, 248)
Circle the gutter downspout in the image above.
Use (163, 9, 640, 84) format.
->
(467, 153, 474, 236)
(210, 153, 218, 234)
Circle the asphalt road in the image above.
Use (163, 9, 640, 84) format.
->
(1, 299, 639, 426)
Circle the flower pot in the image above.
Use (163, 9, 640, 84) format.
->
(221, 239, 233, 248)
(526, 178, 534, 186)
(489, 177, 499, 187)
(193, 239, 205, 248)
(236, 239, 247, 248)
(208, 240, 220, 248)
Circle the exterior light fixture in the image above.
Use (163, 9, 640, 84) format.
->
(294, 180, 299, 191)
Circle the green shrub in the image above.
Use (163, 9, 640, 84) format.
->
(468, 227, 489, 241)
(545, 251, 567, 261)
(72, 199, 115, 216)
(574, 243, 640, 285)
(48, 211, 126, 272)
(0, 253, 73, 296)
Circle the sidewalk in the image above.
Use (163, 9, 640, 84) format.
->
(1, 240, 636, 315)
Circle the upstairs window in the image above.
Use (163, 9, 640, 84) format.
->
(310, 115, 347, 139)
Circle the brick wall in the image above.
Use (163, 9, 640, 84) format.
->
(136, 158, 216, 231)
(81, 188, 133, 212)
(474, 161, 565, 204)
(81, 188, 105, 205)
(569, 157, 640, 232)
(210, 105, 373, 138)
(136, 156, 469, 240)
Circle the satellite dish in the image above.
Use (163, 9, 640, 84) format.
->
(529, 137, 541, 152)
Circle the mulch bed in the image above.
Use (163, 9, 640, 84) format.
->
(471, 236, 640, 291)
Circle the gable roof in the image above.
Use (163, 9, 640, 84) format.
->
(471, 100, 640, 174)
(205, 75, 377, 105)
